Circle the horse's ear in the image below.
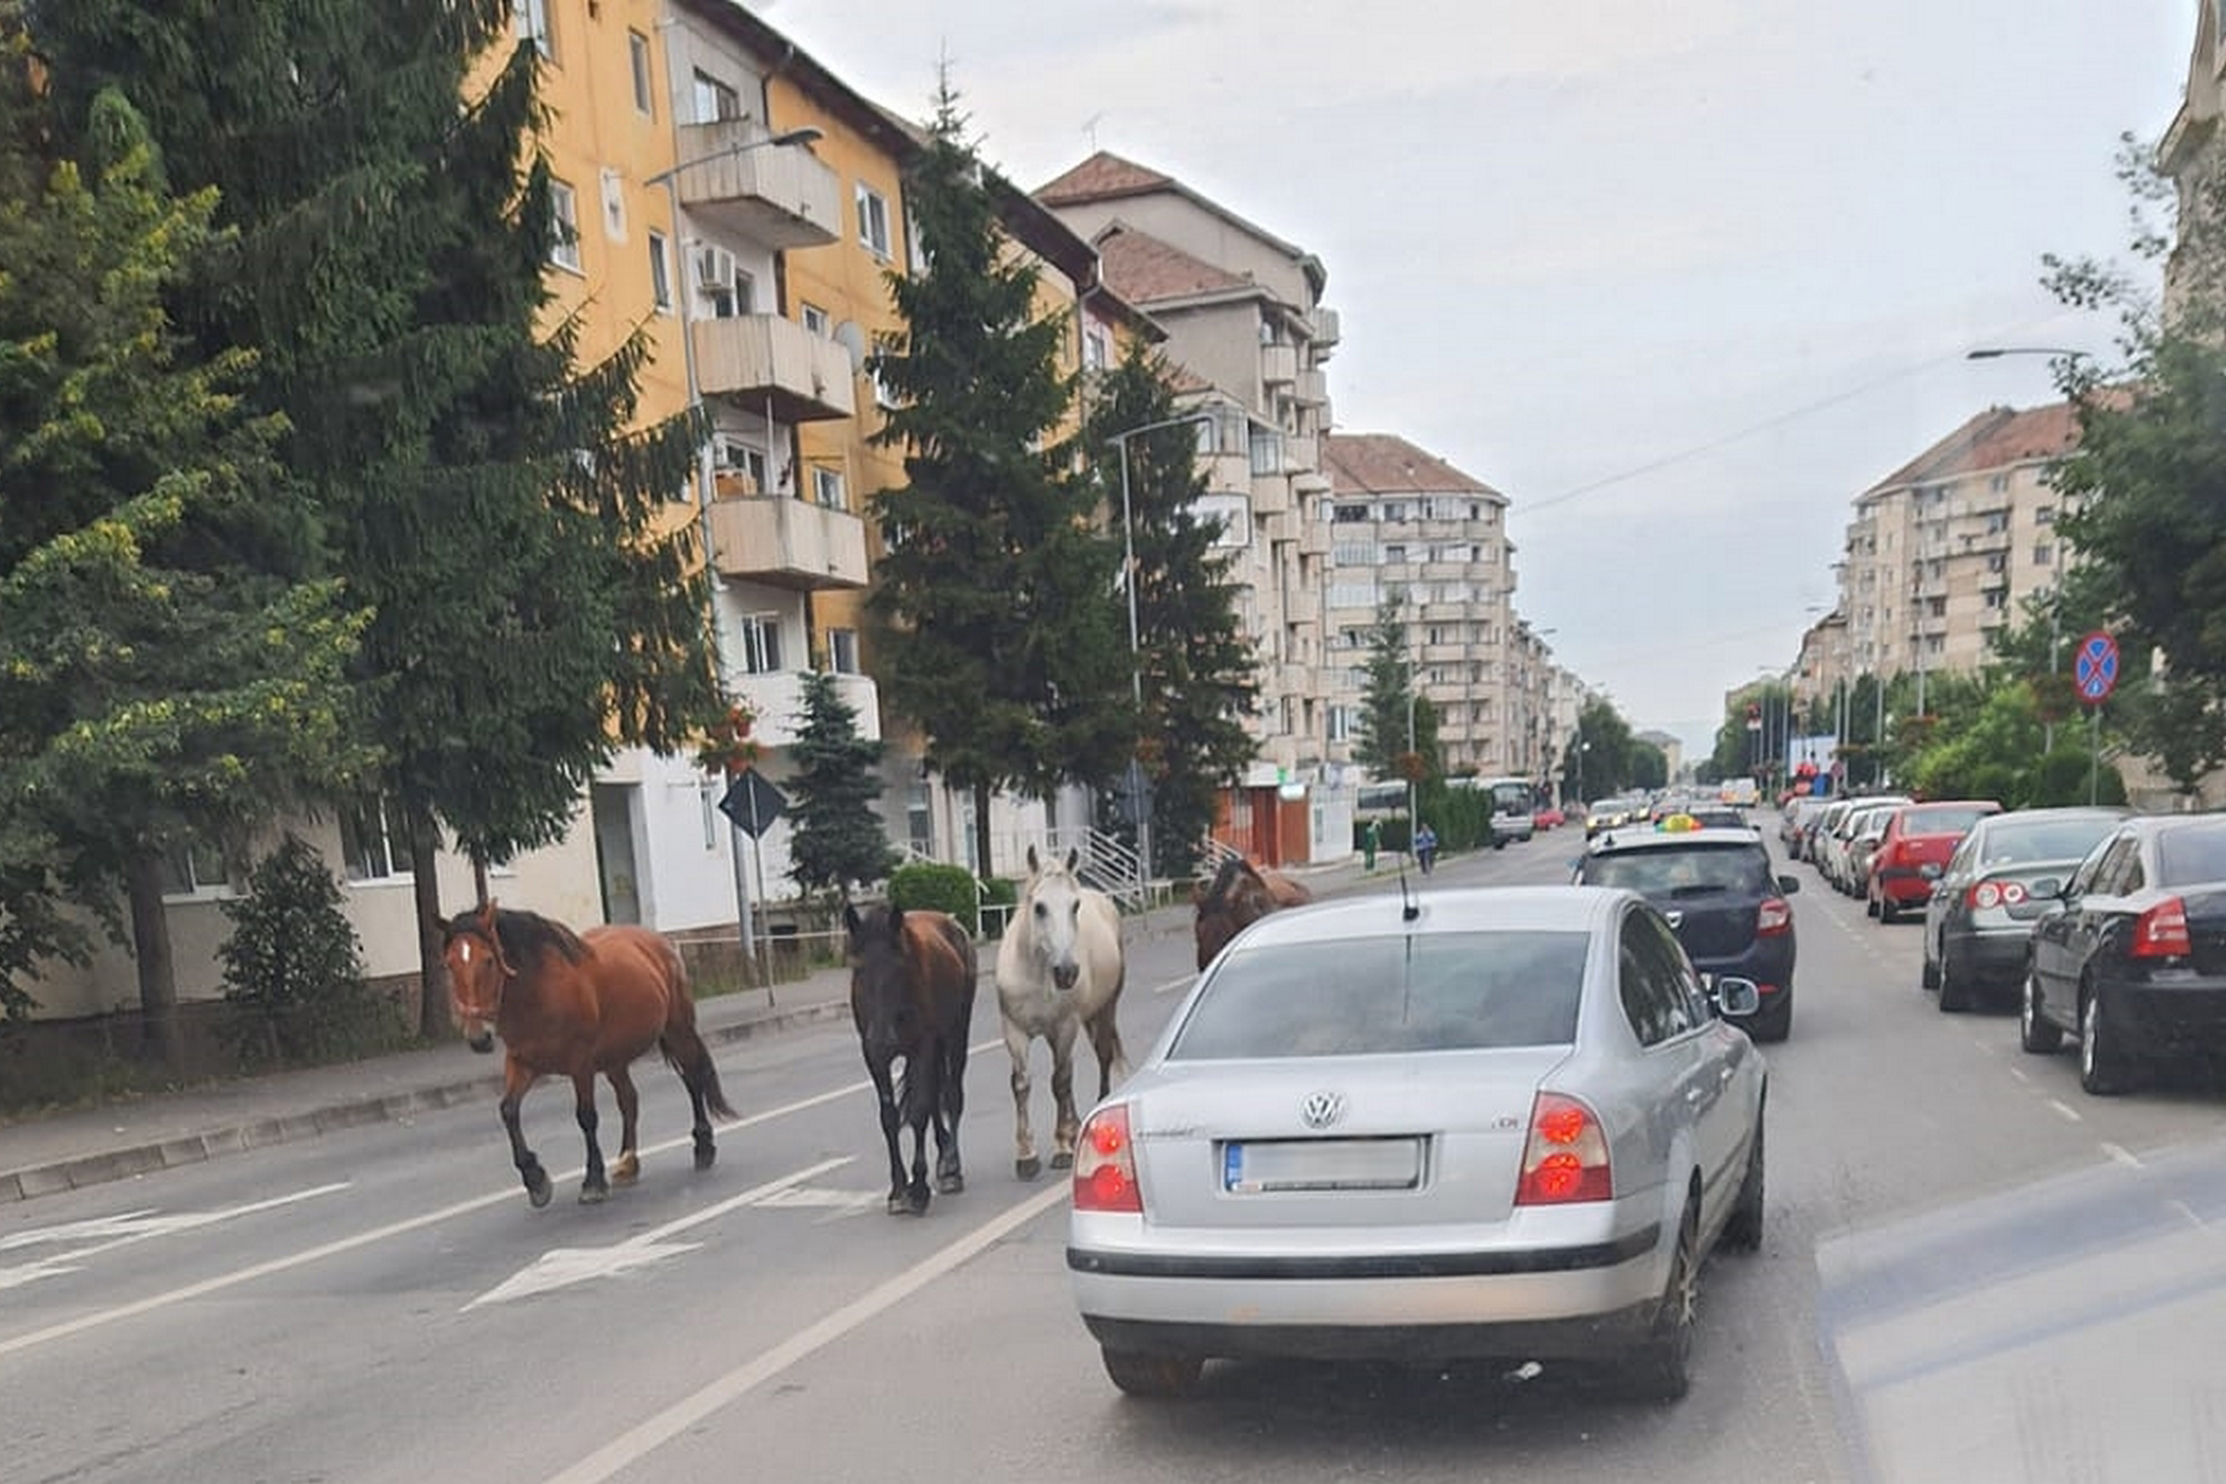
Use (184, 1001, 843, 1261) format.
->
(1026, 844, 1042, 876)
(1064, 846, 1080, 875)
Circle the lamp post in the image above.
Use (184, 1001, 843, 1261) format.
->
(1107, 412, 1214, 892)
(644, 124, 823, 981)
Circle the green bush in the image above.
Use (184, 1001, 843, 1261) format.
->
(889, 862, 986, 935)
(218, 836, 402, 1067)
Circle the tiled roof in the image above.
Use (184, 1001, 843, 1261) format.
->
(1095, 225, 1250, 304)
(1322, 433, 1506, 499)
(1867, 402, 2080, 494)
(1162, 360, 1214, 395)
(1036, 151, 1174, 205)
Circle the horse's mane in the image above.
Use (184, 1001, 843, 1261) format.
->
(1199, 854, 1256, 913)
(445, 905, 589, 968)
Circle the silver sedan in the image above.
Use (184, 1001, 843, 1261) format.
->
(1068, 885, 1767, 1399)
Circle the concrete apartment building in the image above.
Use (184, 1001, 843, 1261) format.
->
(1836, 403, 2077, 697)
(1318, 434, 1522, 777)
(1037, 153, 1339, 797)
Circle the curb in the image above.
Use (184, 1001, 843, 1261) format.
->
(0, 998, 852, 1208)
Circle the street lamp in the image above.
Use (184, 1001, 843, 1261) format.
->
(1107, 411, 1215, 892)
(644, 124, 823, 979)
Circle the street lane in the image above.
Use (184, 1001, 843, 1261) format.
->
(5, 827, 2222, 1483)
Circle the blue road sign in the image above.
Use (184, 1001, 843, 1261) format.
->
(2074, 631, 2119, 704)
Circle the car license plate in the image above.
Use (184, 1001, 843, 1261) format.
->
(1222, 1138, 1421, 1193)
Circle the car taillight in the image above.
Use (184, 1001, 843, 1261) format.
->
(2131, 897, 2193, 958)
(1969, 881, 2027, 910)
(1757, 897, 1792, 935)
(1515, 1092, 1612, 1205)
(1073, 1104, 1143, 1213)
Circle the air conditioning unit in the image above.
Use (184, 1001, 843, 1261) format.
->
(693, 244, 738, 296)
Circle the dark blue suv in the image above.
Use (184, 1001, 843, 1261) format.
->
(1575, 827, 1801, 1041)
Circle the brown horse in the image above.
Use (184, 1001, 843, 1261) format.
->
(441, 901, 735, 1208)
(1192, 855, 1314, 969)
(844, 904, 978, 1215)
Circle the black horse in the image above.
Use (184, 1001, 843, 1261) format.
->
(844, 904, 978, 1215)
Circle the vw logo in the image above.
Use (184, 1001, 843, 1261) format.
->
(1665, 909, 1685, 929)
(1300, 1091, 1345, 1129)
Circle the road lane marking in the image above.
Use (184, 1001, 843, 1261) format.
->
(2007, 1066, 2031, 1083)
(2046, 1098, 2082, 1123)
(466, 1158, 853, 1309)
(540, 1179, 1071, 1484)
(0, 1065, 991, 1360)
(1151, 974, 1194, 997)
(0, 1183, 350, 1292)
(2100, 1142, 2143, 1169)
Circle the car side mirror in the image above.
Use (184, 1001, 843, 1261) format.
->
(1776, 875, 1800, 895)
(1710, 975, 1763, 1018)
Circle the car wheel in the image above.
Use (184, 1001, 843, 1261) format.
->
(1747, 990, 1792, 1044)
(1721, 1111, 1765, 1253)
(2019, 968, 2063, 1054)
(1621, 1198, 1700, 1402)
(2078, 986, 2132, 1096)
(1864, 891, 1879, 918)
(1937, 951, 1967, 1013)
(1876, 890, 1898, 925)
(1100, 1347, 1203, 1398)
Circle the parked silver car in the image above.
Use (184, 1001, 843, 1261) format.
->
(1067, 885, 1767, 1400)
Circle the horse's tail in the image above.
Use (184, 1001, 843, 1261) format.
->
(658, 939, 738, 1121)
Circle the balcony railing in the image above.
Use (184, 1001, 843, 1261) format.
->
(1294, 368, 1329, 407)
(694, 314, 856, 423)
(1282, 433, 1319, 473)
(675, 122, 841, 250)
(1251, 472, 1292, 516)
(707, 490, 869, 590)
(1309, 306, 1341, 348)
(729, 670, 881, 748)
(1260, 343, 1299, 386)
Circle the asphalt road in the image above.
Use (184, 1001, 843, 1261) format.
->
(5, 833, 2223, 1484)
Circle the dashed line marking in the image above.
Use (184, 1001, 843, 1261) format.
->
(2100, 1142, 2143, 1169)
(2045, 1098, 2082, 1123)
(2007, 1067, 2031, 1084)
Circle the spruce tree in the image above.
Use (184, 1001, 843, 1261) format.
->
(1354, 595, 1420, 777)
(785, 670, 898, 908)
(33, 2, 719, 1033)
(868, 79, 1130, 875)
(1083, 350, 1258, 878)
(0, 21, 366, 1047)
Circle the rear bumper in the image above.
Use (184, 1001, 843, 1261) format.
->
(2096, 973, 2226, 1059)
(1942, 928, 2031, 986)
(1872, 868, 1937, 906)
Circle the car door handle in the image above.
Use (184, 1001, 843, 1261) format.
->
(1718, 1067, 1734, 1084)
(1685, 1087, 1704, 1104)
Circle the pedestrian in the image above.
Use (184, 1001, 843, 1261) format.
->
(1414, 822, 1438, 876)
(1363, 819, 1381, 872)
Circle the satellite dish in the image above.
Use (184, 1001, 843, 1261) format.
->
(833, 321, 867, 372)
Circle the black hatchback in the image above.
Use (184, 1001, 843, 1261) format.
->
(1576, 828, 1801, 1041)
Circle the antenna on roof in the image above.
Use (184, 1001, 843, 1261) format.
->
(1082, 111, 1107, 150)
(1396, 851, 1419, 922)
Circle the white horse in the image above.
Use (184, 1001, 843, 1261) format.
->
(994, 845, 1129, 1179)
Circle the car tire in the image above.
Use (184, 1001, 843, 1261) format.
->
(1864, 892, 1879, 918)
(1721, 1111, 1765, 1253)
(1100, 1348, 1204, 1398)
(1621, 1198, 1701, 1402)
(2078, 986, 2132, 1097)
(1746, 991, 1792, 1044)
(2020, 968, 2063, 1054)
(1937, 951, 1967, 1013)
(1876, 891, 1899, 925)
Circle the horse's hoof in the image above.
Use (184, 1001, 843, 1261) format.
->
(1050, 1151, 1075, 1171)
(525, 1170, 553, 1209)
(936, 1171, 965, 1195)
(609, 1156, 640, 1187)
(579, 1183, 609, 1205)
(886, 1192, 912, 1216)
(693, 1144, 716, 1172)
(906, 1185, 932, 1216)
(1015, 1156, 1042, 1181)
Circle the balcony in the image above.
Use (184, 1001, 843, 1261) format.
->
(1309, 306, 1341, 349)
(694, 314, 855, 423)
(1260, 343, 1298, 386)
(1285, 588, 1321, 627)
(1292, 468, 1332, 497)
(1294, 368, 1329, 407)
(1299, 516, 1329, 557)
(729, 670, 881, 749)
(1263, 509, 1298, 546)
(1251, 472, 1292, 516)
(1203, 451, 1254, 492)
(1278, 660, 1313, 695)
(674, 122, 841, 250)
(708, 487, 869, 591)
(1282, 433, 1319, 473)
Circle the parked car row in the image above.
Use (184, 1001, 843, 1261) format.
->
(1783, 794, 2226, 1096)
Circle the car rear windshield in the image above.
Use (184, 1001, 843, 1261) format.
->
(1168, 930, 1588, 1059)
(2157, 825, 2226, 887)
(1978, 816, 2121, 867)
(1901, 805, 1993, 836)
(1580, 844, 1772, 896)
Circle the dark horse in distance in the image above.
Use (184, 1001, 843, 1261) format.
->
(441, 901, 735, 1207)
(1192, 855, 1314, 970)
(844, 903, 978, 1215)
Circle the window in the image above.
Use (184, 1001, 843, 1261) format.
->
(738, 613, 783, 674)
(1083, 326, 1110, 371)
(648, 231, 672, 312)
(547, 179, 581, 272)
(2033, 543, 2054, 566)
(1333, 503, 1371, 524)
(160, 838, 235, 897)
(1248, 425, 1282, 476)
(2035, 504, 2056, 526)
(826, 628, 861, 674)
(513, 0, 553, 59)
(693, 245, 751, 318)
(1382, 501, 1410, 523)
(810, 465, 845, 509)
(715, 436, 768, 492)
(800, 301, 831, 336)
(340, 796, 411, 882)
(692, 70, 742, 124)
(628, 31, 654, 115)
(1382, 544, 1407, 565)
(855, 183, 892, 259)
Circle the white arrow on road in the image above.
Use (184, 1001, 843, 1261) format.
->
(465, 1156, 853, 1310)
(0, 1183, 350, 1292)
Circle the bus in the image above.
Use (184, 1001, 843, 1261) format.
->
(1473, 776, 1538, 848)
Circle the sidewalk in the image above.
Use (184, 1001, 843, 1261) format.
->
(1, 869, 1331, 1208)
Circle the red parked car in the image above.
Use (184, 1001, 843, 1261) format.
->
(1532, 805, 1566, 831)
(1867, 801, 2003, 923)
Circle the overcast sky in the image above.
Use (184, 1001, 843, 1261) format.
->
(764, 0, 2192, 754)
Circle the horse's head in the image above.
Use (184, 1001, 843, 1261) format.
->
(440, 900, 514, 1054)
(1022, 844, 1089, 992)
(844, 903, 918, 1058)
(1192, 856, 1276, 970)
